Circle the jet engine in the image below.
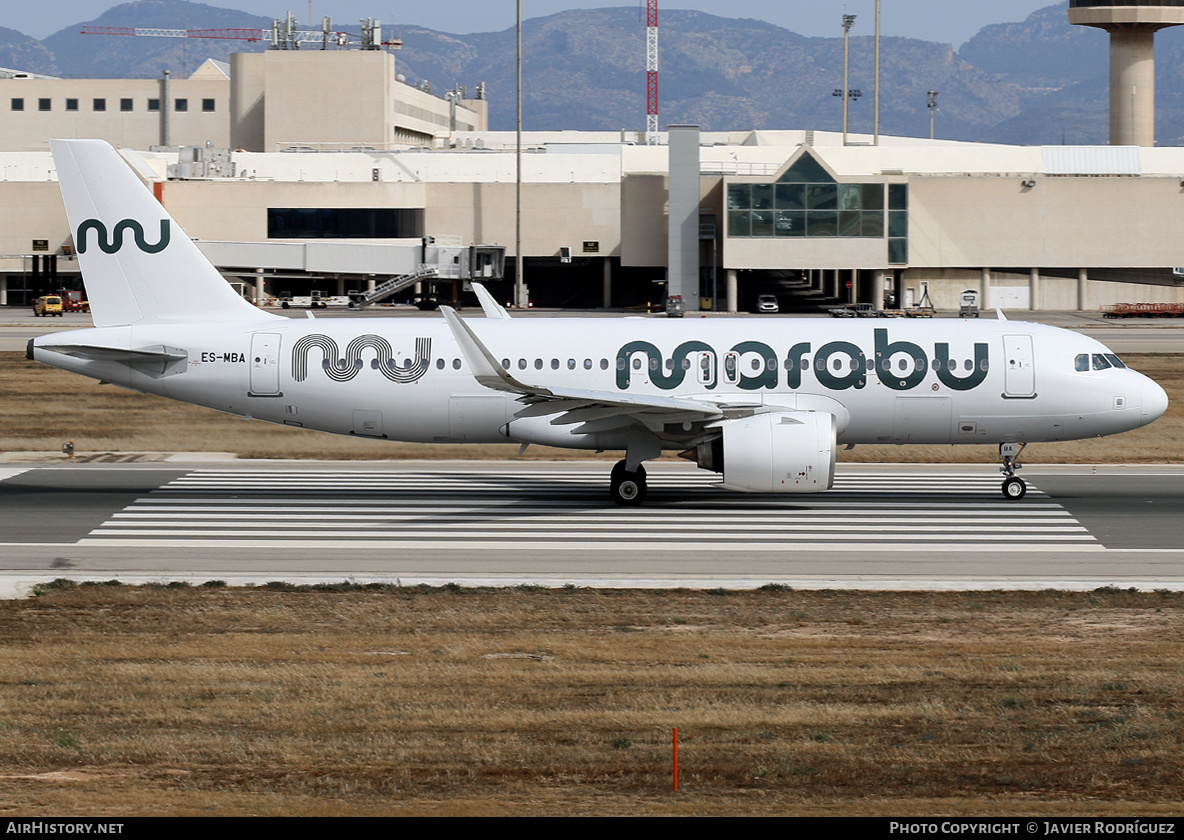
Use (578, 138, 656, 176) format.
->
(686, 411, 836, 493)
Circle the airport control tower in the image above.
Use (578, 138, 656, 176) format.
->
(1069, 1, 1184, 146)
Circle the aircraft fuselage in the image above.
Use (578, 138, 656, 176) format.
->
(33, 315, 1165, 449)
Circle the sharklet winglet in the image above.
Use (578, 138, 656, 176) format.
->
(472, 283, 511, 320)
(440, 306, 547, 396)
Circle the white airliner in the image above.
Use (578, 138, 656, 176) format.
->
(30, 140, 1168, 504)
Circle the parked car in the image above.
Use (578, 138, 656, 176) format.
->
(665, 294, 685, 318)
(409, 295, 442, 311)
(33, 295, 63, 317)
(756, 294, 779, 313)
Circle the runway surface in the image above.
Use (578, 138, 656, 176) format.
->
(1, 460, 1182, 595)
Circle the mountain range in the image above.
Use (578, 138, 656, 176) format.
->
(4, 1, 1184, 146)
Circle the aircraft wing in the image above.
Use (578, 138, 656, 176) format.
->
(440, 306, 736, 434)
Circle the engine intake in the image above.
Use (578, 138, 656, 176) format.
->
(689, 411, 836, 493)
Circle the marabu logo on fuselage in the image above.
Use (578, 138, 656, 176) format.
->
(76, 219, 170, 254)
(616, 328, 988, 393)
(291, 333, 431, 384)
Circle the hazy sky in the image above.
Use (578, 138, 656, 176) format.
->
(7, 1, 1061, 48)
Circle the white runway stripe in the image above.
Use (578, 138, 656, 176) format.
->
(81, 467, 1098, 552)
(0, 468, 30, 483)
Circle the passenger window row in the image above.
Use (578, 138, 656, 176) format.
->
(485, 355, 987, 374)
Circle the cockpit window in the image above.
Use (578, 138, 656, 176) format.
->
(1075, 354, 1089, 372)
(1092, 354, 1111, 371)
(1104, 353, 1127, 369)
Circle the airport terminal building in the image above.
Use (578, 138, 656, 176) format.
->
(2, 48, 1184, 314)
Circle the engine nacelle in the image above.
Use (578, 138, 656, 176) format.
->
(696, 411, 836, 493)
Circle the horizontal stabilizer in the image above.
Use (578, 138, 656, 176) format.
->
(38, 343, 188, 376)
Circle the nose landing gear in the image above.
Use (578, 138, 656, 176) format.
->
(1000, 442, 1027, 499)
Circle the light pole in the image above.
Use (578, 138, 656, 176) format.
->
(841, 14, 856, 145)
(927, 90, 938, 139)
(873, 0, 880, 145)
(515, 0, 524, 308)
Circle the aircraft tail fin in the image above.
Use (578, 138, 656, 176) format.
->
(51, 139, 275, 327)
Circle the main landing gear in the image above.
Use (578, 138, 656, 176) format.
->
(999, 442, 1027, 500)
(609, 460, 647, 506)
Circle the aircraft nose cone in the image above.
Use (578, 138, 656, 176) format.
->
(1142, 378, 1169, 426)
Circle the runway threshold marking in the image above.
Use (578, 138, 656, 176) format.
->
(77, 468, 1101, 553)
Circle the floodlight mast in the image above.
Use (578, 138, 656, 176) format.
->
(873, 0, 880, 145)
(515, 0, 524, 308)
(841, 14, 856, 145)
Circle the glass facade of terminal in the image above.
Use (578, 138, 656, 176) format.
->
(267, 207, 424, 239)
(726, 150, 908, 264)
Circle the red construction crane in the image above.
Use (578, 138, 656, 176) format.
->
(81, 14, 400, 51)
(646, 0, 658, 143)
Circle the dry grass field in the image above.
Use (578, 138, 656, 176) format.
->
(1, 351, 1181, 463)
(0, 584, 1181, 817)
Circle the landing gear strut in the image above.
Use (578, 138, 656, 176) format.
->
(609, 460, 647, 506)
(999, 442, 1027, 500)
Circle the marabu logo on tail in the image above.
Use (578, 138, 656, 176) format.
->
(76, 219, 170, 254)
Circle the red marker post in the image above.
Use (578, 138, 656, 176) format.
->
(672, 727, 679, 791)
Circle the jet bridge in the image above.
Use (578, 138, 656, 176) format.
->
(350, 240, 505, 309)
(348, 265, 438, 308)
